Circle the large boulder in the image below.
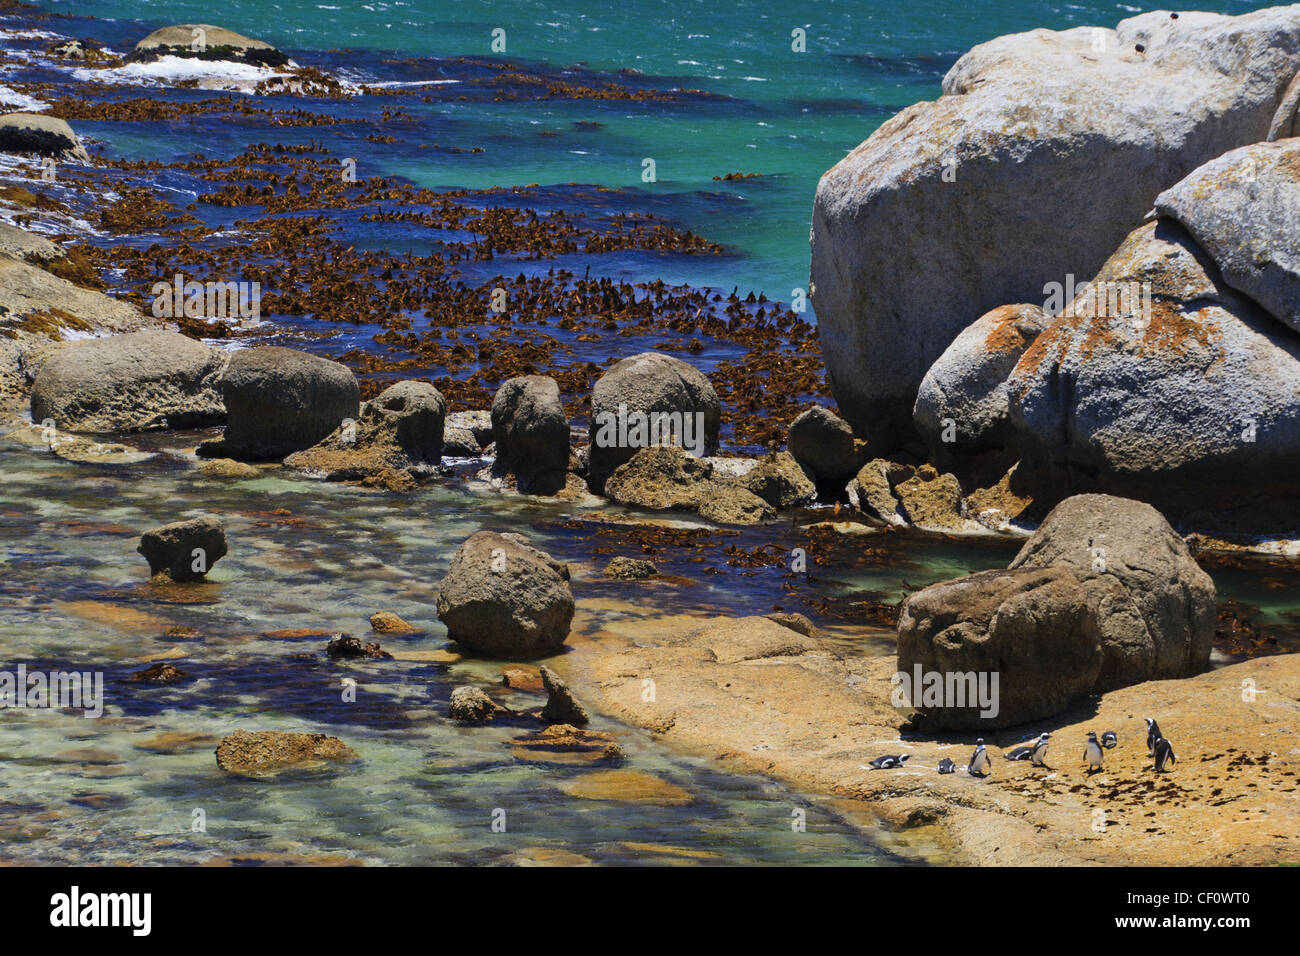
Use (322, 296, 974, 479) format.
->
(811, 6, 1300, 449)
(491, 375, 570, 494)
(741, 450, 816, 509)
(588, 352, 720, 491)
(1154, 138, 1300, 333)
(1007, 219, 1300, 500)
(0, 113, 89, 161)
(897, 567, 1105, 730)
(138, 515, 227, 582)
(30, 330, 227, 433)
(1008, 494, 1216, 688)
(913, 304, 1050, 460)
(436, 531, 575, 659)
(786, 406, 864, 487)
(284, 379, 444, 479)
(205, 346, 358, 460)
(127, 24, 290, 67)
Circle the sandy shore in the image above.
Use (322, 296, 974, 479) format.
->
(558, 599, 1300, 866)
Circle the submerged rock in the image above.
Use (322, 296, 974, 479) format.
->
(196, 458, 260, 479)
(215, 730, 356, 776)
(490, 375, 570, 494)
(510, 724, 624, 764)
(30, 330, 227, 434)
(539, 665, 589, 726)
(204, 346, 358, 461)
(436, 531, 574, 658)
(587, 352, 720, 491)
(137, 516, 227, 582)
(810, 6, 1300, 448)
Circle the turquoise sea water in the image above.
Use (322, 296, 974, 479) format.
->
(34, 0, 1267, 301)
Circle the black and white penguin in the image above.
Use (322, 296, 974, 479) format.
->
(937, 757, 957, 774)
(868, 753, 910, 770)
(1005, 732, 1049, 762)
(1145, 718, 1162, 756)
(1030, 732, 1051, 767)
(1101, 730, 1118, 749)
(968, 739, 991, 777)
(1153, 737, 1176, 772)
(1084, 731, 1105, 772)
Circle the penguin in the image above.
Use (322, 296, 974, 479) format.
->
(1084, 731, 1105, 772)
(1005, 732, 1049, 762)
(1153, 737, 1176, 772)
(1030, 732, 1051, 767)
(1145, 718, 1162, 756)
(1101, 731, 1118, 749)
(937, 757, 957, 774)
(867, 753, 910, 770)
(968, 739, 991, 777)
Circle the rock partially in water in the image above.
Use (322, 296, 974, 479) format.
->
(0, 112, 90, 161)
(501, 666, 544, 692)
(129, 661, 191, 684)
(325, 633, 392, 660)
(510, 724, 624, 764)
(369, 610, 417, 634)
(203, 346, 358, 461)
(30, 330, 228, 434)
(436, 530, 574, 659)
(127, 24, 291, 68)
(846, 458, 913, 527)
(447, 685, 503, 724)
(490, 374, 570, 494)
(540, 665, 589, 726)
(696, 483, 776, 525)
(214, 730, 356, 777)
(603, 444, 712, 510)
(587, 352, 720, 491)
(196, 458, 260, 479)
(893, 465, 985, 534)
(137, 515, 227, 582)
(603, 557, 659, 580)
(741, 450, 816, 509)
(787, 406, 865, 488)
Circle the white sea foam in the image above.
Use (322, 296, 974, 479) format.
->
(71, 55, 301, 92)
(0, 85, 48, 110)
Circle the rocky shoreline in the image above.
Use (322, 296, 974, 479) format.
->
(2, 5, 1299, 867)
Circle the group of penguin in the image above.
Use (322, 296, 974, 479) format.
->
(866, 718, 1177, 776)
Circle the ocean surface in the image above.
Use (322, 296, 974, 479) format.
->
(25, 0, 1268, 301)
(1, 0, 1296, 866)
